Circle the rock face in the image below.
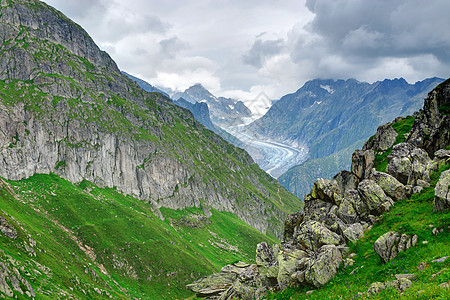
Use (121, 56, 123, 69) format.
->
(407, 78, 450, 157)
(434, 170, 450, 212)
(363, 123, 398, 151)
(374, 231, 418, 263)
(0, 0, 300, 238)
(387, 143, 432, 185)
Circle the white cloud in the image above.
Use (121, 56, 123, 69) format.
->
(42, 0, 449, 103)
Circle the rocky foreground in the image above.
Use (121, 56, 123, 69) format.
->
(187, 79, 450, 299)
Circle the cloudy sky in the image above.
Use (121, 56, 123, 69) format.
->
(43, 0, 450, 102)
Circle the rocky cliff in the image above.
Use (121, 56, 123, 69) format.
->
(187, 79, 450, 299)
(0, 0, 300, 238)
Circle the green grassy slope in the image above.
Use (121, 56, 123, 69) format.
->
(0, 173, 277, 299)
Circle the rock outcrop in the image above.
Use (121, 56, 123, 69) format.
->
(434, 170, 450, 212)
(374, 231, 418, 263)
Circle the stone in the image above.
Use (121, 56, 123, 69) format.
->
(304, 245, 342, 288)
(333, 170, 359, 194)
(369, 171, 406, 201)
(433, 170, 450, 212)
(283, 213, 303, 242)
(186, 272, 237, 297)
(395, 274, 416, 280)
(374, 231, 400, 263)
(386, 143, 432, 185)
(363, 123, 398, 151)
(0, 217, 17, 239)
(256, 242, 278, 279)
(417, 262, 428, 271)
(431, 256, 448, 263)
(439, 281, 450, 289)
(358, 180, 394, 215)
(310, 178, 339, 203)
(336, 193, 361, 224)
(351, 149, 375, 180)
(276, 248, 308, 288)
(296, 221, 342, 251)
(342, 223, 364, 244)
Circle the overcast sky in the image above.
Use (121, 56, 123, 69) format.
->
(43, 0, 450, 102)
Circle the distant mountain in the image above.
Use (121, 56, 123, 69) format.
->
(173, 97, 245, 147)
(173, 84, 252, 127)
(122, 71, 169, 97)
(248, 77, 444, 160)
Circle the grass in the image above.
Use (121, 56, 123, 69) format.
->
(374, 116, 415, 172)
(0, 173, 278, 299)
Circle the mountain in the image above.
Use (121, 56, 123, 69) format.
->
(0, 0, 301, 298)
(248, 78, 444, 160)
(122, 71, 169, 97)
(188, 78, 450, 300)
(246, 78, 443, 197)
(173, 84, 252, 127)
(278, 138, 365, 199)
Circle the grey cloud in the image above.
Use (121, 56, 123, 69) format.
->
(303, 0, 450, 61)
(159, 37, 189, 58)
(43, 0, 105, 19)
(243, 38, 285, 67)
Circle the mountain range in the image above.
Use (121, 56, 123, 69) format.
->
(0, 0, 300, 298)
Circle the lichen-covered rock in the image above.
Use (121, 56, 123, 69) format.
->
(256, 242, 278, 279)
(370, 171, 406, 201)
(276, 248, 308, 288)
(296, 221, 342, 251)
(366, 278, 412, 297)
(352, 149, 375, 179)
(333, 170, 360, 194)
(407, 79, 450, 156)
(283, 213, 303, 242)
(304, 245, 342, 288)
(342, 223, 364, 243)
(434, 169, 450, 212)
(310, 178, 339, 203)
(358, 180, 394, 215)
(363, 123, 398, 151)
(374, 231, 418, 263)
(387, 143, 432, 185)
(336, 190, 366, 224)
(187, 272, 237, 297)
(303, 197, 334, 224)
(374, 231, 400, 263)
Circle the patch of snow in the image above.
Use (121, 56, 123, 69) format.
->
(227, 104, 234, 110)
(320, 84, 335, 94)
(306, 91, 316, 97)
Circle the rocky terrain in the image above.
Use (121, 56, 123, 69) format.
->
(187, 79, 450, 299)
(0, 0, 301, 239)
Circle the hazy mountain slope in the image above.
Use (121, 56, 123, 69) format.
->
(122, 71, 169, 96)
(248, 78, 443, 160)
(0, 0, 300, 240)
(278, 139, 365, 199)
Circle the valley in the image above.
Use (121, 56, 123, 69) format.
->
(222, 124, 308, 178)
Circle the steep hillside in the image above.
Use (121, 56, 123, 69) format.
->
(122, 71, 169, 97)
(0, 0, 301, 239)
(187, 79, 449, 299)
(0, 173, 277, 299)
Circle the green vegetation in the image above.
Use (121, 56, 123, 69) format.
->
(0, 173, 277, 299)
(269, 163, 450, 299)
(374, 116, 415, 172)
